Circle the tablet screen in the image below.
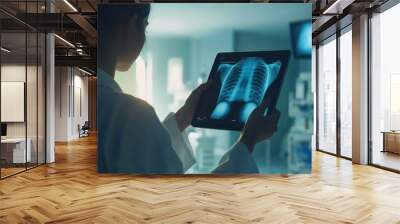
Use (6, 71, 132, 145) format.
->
(192, 51, 290, 131)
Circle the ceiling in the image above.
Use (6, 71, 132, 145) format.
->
(0, 0, 392, 73)
(146, 3, 310, 37)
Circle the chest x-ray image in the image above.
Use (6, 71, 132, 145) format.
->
(211, 57, 282, 124)
(192, 51, 290, 131)
(98, 3, 312, 174)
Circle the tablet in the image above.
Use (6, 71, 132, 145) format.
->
(191, 50, 290, 131)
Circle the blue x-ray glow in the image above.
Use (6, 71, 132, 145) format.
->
(211, 57, 281, 123)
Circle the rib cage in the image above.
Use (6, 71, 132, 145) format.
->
(210, 57, 282, 122)
(217, 57, 281, 105)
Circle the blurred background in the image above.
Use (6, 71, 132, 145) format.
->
(114, 3, 312, 173)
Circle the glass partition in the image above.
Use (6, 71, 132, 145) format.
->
(0, 1, 46, 179)
(317, 35, 337, 154)
(1, 31, 28, 177)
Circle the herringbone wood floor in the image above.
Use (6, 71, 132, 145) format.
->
(1, 135, 400, 224)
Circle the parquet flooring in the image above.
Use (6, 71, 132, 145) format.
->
(1, 167, 26, 178)
(1, 135, 400, 223)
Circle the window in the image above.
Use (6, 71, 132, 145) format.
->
(370, 3, 400, 171)
(339, 28, 352, 158)
(317, 36, 337, 154)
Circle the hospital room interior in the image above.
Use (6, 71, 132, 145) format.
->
(114, 4, 312, 173)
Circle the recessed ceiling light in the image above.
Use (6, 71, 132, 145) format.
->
(322, 0, 354, 15)
(54, 34, 75, 48)
(1, 47, 11, 53)
(78, 67, 92, 76)
(63, 0, 78, 12)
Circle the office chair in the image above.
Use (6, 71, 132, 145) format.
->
(78, 121, 90, 138)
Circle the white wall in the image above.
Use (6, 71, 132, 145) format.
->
(55, 67, 89, 141)
(1, 65, 35, 137)
(72, 73, 89, 138)
(55, 67, 69, 141)
(1, 82, 25, 122)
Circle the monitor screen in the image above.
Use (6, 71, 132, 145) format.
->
(1, 123, 7, 137)
(290, 20, 312, 57)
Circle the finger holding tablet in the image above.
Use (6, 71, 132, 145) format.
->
(176, 80, 214, 131)
(239, 90, 281, 152)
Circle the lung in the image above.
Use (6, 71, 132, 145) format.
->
(211, 57, 281, 122)
(192, 50, 291, 131)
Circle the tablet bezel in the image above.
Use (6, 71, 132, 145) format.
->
(191, 50, 291, 131)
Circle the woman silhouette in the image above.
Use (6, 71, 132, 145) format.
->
(97, 4, 280, 174)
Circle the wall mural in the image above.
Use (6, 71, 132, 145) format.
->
(97, 3, 312, 174)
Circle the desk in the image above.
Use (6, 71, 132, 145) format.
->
(382, 131, 400, 155)
(1, 138, 31, 163)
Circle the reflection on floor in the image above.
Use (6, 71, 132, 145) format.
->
(0, 135, 400, 223)
(0, 162, 42, 178)
(1, 167, 25, 178)
(373, 150, 400, 171)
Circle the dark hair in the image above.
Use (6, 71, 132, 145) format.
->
(98, 4, 151, 67)
(98, 4, 150, 32)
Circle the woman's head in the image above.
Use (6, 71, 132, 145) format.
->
(98, 4, 151, 73)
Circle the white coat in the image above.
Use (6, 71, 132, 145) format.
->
(97, 69, 259, 174)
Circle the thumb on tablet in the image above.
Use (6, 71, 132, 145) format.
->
(257, 89, 273, 114)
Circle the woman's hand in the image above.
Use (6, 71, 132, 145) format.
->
(175, 81, 212, 131)
(239, 94, 281, 152)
